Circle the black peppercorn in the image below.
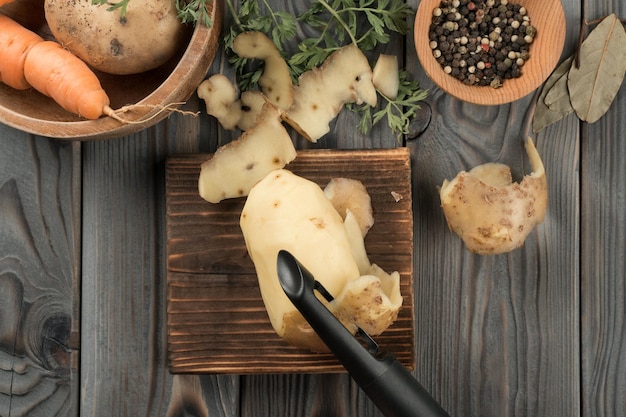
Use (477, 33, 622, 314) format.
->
(428, 0, 535, 88)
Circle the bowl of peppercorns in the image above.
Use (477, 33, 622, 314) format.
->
(415, 0, 565, 105)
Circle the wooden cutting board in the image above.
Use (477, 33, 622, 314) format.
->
(166, 148, 415, 374)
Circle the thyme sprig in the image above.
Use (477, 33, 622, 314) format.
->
(224, 0, 427, 138)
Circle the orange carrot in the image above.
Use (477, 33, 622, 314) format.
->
(0, 14, 44, 90)
(23, 40, 111, 120)
(0, 0, 16, 5)
(1, 14, 188, 122)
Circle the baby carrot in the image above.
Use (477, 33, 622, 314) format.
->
(24, 40, 112, 120)
(0, 14, 44, 90)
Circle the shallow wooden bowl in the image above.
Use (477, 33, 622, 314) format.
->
(0, 0, 222, 140)
(414, 0, 565, 105)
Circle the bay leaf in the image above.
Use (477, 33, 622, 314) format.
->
(568, 13, 626, 123)
(533, 55, 575, 133)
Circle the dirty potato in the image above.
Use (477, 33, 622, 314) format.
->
(44, 0, 187, 75)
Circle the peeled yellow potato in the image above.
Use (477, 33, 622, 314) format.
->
(240, 170, 402, 351)
(439, 138, 548, 255)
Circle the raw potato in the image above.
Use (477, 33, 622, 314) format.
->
(44, 0, 187, 75)
(324, 178, 374, 237)
(197, 74, 242, 130)
(198, 103, 296, 203)
(343, 209, 371, 274)
(240, 169, 402, 352)
(283, 44, 378, 142)
(232, 31, 294, 111)
(197, 75, 267, 131)
(238, 90, 266, 130)
(439, 138, 548, 255)
(372, 54, 400, 99)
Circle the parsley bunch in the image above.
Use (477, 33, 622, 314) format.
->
(224, 0, 428, 139)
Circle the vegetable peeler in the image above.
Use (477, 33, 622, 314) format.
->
(276, 250, 451, 417)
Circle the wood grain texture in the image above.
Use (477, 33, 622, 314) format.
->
(79, 114, 240, 417)
(0, 128, 80, 417)
(406, 0, 581, 412)
(166, 149, 415, 374)
(580, 3, 626, 417)
(5, 0, 624, 417)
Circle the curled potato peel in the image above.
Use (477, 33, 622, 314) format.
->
(439, 138, 548, 255)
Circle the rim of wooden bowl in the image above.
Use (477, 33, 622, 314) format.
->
(414, 0, 566, 105)
(0, 0, 222, 140)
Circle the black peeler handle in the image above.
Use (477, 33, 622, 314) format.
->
(276, 250, 451, 417)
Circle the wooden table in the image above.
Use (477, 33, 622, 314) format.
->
(1, 1, 624, 416)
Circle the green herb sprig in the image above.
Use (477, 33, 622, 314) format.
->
(292, 0, 412, 74)
(91, 0, 214, 27)
(176, 0, 214, 27)
(224, 0, 428, 138)
(224, 0, 298, 90)
(91, 0, 131, 18)
(352, 71, 429, 140)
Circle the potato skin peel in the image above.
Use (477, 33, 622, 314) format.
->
(324, 178, 374, 237)
(439, 138, 547, 255)
(283, 44, 378, 142)
(232, 31, 294, 111)
(198, 103, 296, 203)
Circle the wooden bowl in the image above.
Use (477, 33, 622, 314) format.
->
(414, 0, 565, 105)
(0, 0, 222, 140)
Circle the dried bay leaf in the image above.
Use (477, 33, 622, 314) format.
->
(533, 55, 575, 133)
(544, 57, 575, 112)
(568, 14, 626, 123)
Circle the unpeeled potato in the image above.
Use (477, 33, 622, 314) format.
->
(44, 0, 187, 75)
(439, 138, 547, 255)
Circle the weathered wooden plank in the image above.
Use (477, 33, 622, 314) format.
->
(405, 0, 581, 414)
(0, 127, 80, 417)
(79, 112, 240, 417)
(580, 3, 626, 417)
(166, 149, 415, 374)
